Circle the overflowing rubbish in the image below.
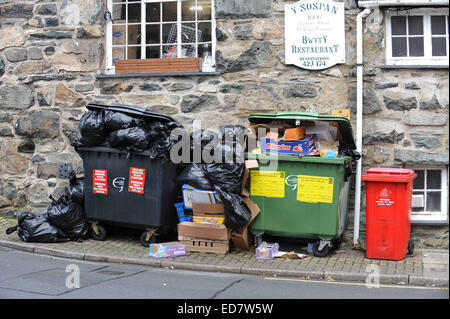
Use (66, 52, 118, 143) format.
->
(255, 242, 280, 260)
(6, 171, 88, 243)
(149, 242, 186, 258)
(75, 104, 182, 160)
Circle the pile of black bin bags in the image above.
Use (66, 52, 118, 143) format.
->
(177, 126, 252, 231)
(74, 108, 181, 159)
(6, 171, 89, 243)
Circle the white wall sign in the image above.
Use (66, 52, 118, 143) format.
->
(285, 0, 346, 70)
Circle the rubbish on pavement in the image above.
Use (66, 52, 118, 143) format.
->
(181, 184, 222, 209)
(65, 170, 84, 204)
(275, 251, 308, 259)
(192, 203, 225, 225)
(175, 202, 192, 222)
(149, 242, 186, 258)
(180, 237, 229, 255)
(230, 197, 260, 251)
(177, 222, 231, 241)
(176, 163, 213, 191)
(5, 212, 69, 243)
(255, 242, 280, 260)
(45, 195, 89, 239)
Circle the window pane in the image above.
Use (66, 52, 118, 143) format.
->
(413, 170, 424, 189)
(197, 0, 212, 20)
(163, 2, 177, 22)
(426, 192, 441, 212)
(182, 0, 196, 21)
(181, 44, 196, 57)
(427, 170, 442, 189)
(392, 37, 407, 57)
(112, 25, 126, 45)
(408, 16, 423, 35)
(431, 16, 446, 35)
(181, 23, 197, 43)
(128, 3, 141, 23)
(432, 37, 447, 56)
(163, 44, 178, 58)
(146, 25, 161, 44)
(112, 3, 125, 21)
(112, 46, 125, 64)
(199, 43, 213, 62)
(146, 2, 160, 22)
(409, 37, 424, 56)
(127, 46, 140, 60)
(198, 22, 212, 42)
(146, 46, 161, 59)
(391, 16, 406, 35)
(163, 24, 177, 44)
(412, 191, 425, 213)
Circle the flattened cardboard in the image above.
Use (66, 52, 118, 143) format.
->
(177, 222, 231, 241)
(231, 197, 261, 251)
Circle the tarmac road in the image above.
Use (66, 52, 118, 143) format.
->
(0, 248, 447, 301)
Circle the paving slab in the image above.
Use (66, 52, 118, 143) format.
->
(0, 216, 448, 287)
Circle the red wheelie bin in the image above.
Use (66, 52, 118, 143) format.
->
(362, 168, 417, 261)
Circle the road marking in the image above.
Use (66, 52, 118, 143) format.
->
(264, 277, 449, 290)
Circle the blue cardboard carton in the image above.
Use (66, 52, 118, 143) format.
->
(260, 135, 319, 156)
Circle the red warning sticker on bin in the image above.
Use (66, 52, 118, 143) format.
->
(93, 169, 108, 195)
(128, 167, 146, 194)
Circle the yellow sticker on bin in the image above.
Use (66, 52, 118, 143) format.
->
(297, 175, 334, 203)
(250, 171, 285, 198)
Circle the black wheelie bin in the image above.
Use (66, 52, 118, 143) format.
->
(76, 103, 181, 246)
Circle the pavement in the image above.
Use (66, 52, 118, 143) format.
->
(0, 216, 448, 288)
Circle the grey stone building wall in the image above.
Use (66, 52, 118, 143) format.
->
(0, 0, 448, 248)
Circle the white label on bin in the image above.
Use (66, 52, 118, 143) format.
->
(112, 177, 125, 192)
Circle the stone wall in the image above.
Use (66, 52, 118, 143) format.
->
(0, 0, 448, 248)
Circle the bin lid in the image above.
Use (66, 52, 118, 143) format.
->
(361, 168, 417, 183)
(86, 102, 179, 124)
(248, 112, 356, 151)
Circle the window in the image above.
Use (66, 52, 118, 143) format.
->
(385, 8, 449, 66)
(409, 166, 448, 224)
(105, 0, 216, 74)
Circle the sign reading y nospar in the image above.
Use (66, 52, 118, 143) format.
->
(285, 0, 345, 70)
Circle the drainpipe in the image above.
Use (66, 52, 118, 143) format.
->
(353, 7, 372, 247)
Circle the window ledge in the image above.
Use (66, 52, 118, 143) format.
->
(411, 219, 449, 226)
(381, 65, 449, 69)
(96, 71, 221, 79)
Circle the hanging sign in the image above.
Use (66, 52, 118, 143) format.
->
(285, 0, 345, 70)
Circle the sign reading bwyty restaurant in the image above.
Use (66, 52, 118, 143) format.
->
(285, 0, 345, 70)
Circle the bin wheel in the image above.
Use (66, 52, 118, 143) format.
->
(91, 224, 107, 241)
(407, 240, 415, 255)
(312, 241, 331, 258)
(140, 231, 156, 247)
(254, 235, 263, 247)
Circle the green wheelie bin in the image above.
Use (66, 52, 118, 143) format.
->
(246, 112, 358, 257)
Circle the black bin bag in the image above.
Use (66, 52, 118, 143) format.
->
(5, 212, 69, 243)
(107, 126, 151, 153)
(213, 186, 251, 231)
(65, 170, 84, 205)
(176, 163, 213, 190)
(104, 110, 143, 132)
(45, 195, 89, 239)
(75, 110, 107, 146)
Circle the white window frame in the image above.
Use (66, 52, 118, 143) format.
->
(406, 165, 449, 224)
(385, 8, 449, 66)
(105, 0, 216, 74)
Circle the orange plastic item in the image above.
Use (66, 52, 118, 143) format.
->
(266, 131, 280, 140)
(362, 168, 416, 261)
(280, 127, 305, 141)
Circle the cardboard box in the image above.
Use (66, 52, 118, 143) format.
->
(182, 184, 222, 209)
(180, 238, 229, 255)
(177, 222, 231, 241)
(231, 197, 260, 251)
(149, 242, 186, 258)
(260, 135, 319, 156)
(192, 203, 225, 225)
